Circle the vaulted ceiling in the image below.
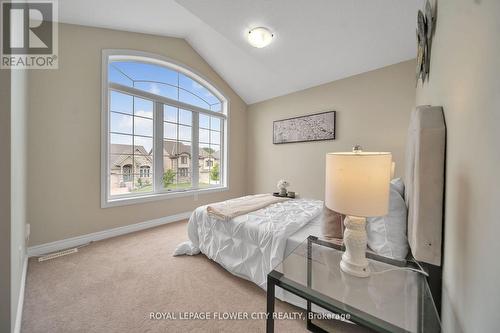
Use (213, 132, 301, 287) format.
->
(59, 0, 422, 104)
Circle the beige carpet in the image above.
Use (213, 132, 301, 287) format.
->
(22, 220, 368, 333)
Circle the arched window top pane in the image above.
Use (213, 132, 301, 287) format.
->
(108, 60, 222, 112)
(111, 61, 178, 86)
(109, 64, 133, 87)
(179, 73, 220, 107)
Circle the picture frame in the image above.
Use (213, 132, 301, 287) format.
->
(273, 111, 336, 144)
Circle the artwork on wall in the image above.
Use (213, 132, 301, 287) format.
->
(416, 0, 436, 83)
(273, 111, 336, 144)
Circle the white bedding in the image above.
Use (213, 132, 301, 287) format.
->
(174, 196, 323, 288)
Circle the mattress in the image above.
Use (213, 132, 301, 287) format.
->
(284, 213, 323, 257)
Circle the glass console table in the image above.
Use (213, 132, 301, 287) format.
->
(266, 236, 441, 333)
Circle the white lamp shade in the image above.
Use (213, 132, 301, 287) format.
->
(325, 152, 392, 217)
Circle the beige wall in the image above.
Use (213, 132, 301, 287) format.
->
(247, 60, 416, 199)
(27, 24, 247, 246)
(416, 1, 500, 332)
(0, 66, 12, 333)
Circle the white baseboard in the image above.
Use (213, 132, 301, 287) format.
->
(27, 211, 191, 257)
(14, 255, 28, 333)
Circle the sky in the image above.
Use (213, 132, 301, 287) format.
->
(109, 61, 221, 111)
(108, 61, 221, 154)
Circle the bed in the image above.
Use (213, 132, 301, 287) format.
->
(175, 197, 325, 288)
(175, 105, 446, 313)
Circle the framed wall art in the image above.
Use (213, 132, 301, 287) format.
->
(273, 111, 336, 144)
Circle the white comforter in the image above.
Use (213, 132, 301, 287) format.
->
(174, 196, 323, 288)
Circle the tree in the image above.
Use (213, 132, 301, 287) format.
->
(202, 147, 215, 154)
(210, 163, 220, 182)
(163, 169, 176, 187)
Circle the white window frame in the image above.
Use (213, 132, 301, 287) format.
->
(101, 50, 229, 208)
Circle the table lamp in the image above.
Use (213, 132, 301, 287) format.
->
(325, 147, 392, 277)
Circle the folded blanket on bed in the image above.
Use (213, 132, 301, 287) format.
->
(207, 194, 289, 221)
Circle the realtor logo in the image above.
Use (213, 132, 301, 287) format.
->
(1, 0, 58, 68)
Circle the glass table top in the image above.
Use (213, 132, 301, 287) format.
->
(272, 237, 441, 333)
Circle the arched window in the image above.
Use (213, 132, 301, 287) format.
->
(103, 50, 227, 206)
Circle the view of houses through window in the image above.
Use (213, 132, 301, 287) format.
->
(105, 54, 226, 202)
(198, 113, 221, 189)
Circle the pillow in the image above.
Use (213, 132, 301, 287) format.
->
(321, 206, 343, 239)
(366, 178, 409, 260)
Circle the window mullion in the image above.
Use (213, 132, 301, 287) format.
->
(192, 112, 199, 188)
(154, 101, 164, 193)
(221, 118, 225, 187)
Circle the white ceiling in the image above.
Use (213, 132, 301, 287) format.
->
(59, 0, 422, 104)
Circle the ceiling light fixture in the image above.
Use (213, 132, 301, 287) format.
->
(247, 27, 274, 48)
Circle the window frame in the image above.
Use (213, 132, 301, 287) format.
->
(101, 50, 229, 208)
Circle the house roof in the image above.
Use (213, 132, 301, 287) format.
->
(110, 144, 152, 166)
(163, 140, 191, 157)
(110, 142, 219, 166)
(163, 140, 219, 159)
(199, 148, 220, 160)
(111, 144, 149, 155)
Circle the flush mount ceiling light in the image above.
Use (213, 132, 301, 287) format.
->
(247, 27, 274, 48)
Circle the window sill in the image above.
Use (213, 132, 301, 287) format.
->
(102, 186, 228, 208)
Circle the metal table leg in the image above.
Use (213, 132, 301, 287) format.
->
(266, 274, 276, 333)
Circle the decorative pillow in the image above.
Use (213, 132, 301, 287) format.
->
(366, 178, 409, 260)
(321, 206, 343, 239)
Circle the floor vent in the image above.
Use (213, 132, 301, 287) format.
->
(38, 248, 78, 262)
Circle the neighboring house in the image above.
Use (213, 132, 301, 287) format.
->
(110, 144, 153, 194)
(163, 140, 192, 183)
(110, 141, 220, 194)
(163, 140, 221, 185)
(198, 148, 221, 185)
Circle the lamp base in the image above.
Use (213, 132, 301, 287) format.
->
(340, 215, 370, 278)
(340, 256, 370, 277)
